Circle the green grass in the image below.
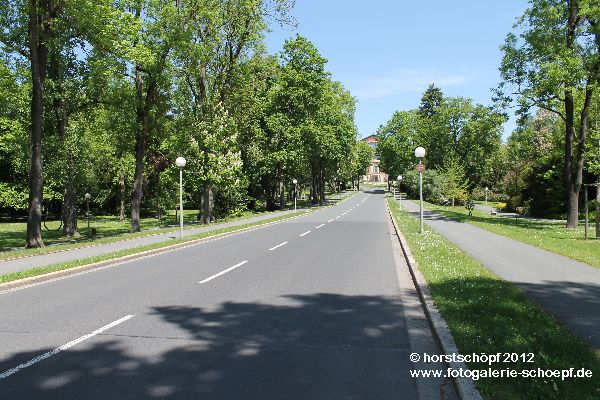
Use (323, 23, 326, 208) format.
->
(0, 192, 357, 261)
(421, 201, 600, 269)
(0, 211, 307, 285)
(0, 209, 282, 261)
(388, 198, 600, 399)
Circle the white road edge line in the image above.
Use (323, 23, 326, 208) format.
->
(316, 224, 325, 229)
(299, 231, 311, 237)
(0, 315, 135, 380)
(199, 260, 248, 283)
(268, 242, 288, 251)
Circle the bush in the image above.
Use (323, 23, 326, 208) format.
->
(402, 169, 468, 205)
(471, 187, 509, 203)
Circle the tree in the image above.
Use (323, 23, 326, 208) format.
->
(498, 0, 600, 227)
(377, 110, 419, 179)
(440, 156, 469, 206)
(418, 83, 443, 118)
(274, 35, 335, 204)
(0, 60, 29, 215)
(349, 140, 373, 190)
(505, 109, 566, 216)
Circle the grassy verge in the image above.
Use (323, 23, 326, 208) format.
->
(0, 192, 356, 261)
(421, 201, 600, 269)
(0, 210, 307, 285)
(388, 198, 600, 400)
(0, 209, 303, 262)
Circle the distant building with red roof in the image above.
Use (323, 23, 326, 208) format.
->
(361, 135, 388, 183)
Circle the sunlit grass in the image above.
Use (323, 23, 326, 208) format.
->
(0, 211, 307, 285)
(0, 209, 279, 260)
(423, 202, 600, 269)
(0, 191, 356, 262)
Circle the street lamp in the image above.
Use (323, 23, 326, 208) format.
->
(397, 175, 403, 210)
(84, 192, 91, 234)
(175, 156, 187, 239)
(292, 178, 298, 211)
(415, 147, 426, 234)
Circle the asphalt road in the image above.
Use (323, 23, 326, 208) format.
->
(0, 190, 455, 399)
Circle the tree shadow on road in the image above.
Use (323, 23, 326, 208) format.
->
(0, 293, 429, 400)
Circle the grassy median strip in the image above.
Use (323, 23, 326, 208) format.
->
(0, 192, 356, 262)
(388, 198, 600, 400)
(423, 201, 600, 269)
(0, 209, 285, 261)
(0, 211, 307, 285)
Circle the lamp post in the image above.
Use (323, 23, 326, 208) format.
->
(415, 147, 426, 234)
(397, 175, 403, 210)
(292, 178, 298, 211)
(175, 157, 186, 239)
(84, 192, 91, 234)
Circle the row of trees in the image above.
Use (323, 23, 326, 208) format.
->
(380, 0, 600, 226)
(497, 0, 600, 226)
(377, 84, 505, 206)
(0, 0, 371, 247)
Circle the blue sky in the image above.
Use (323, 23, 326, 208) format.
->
(263, 0, 529, 141)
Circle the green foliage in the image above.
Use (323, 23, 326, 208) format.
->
(377, 86, 504, 199)
(377, 110, 418, 178)
(348, 140, 373, 182)
(418, 83, 443, 118)
(0, 64, 28, 211)
(498, 0, 600, 225)
(504, 109, 567, 217)
(441, 157, 469, 205)
(0, 0, 361, 242)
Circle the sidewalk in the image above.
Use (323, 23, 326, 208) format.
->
(401, 199, 600, 349)
(0, 209, 301, 276)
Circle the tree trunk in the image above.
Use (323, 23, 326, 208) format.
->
(130, 126, 145, 232)
(25, 0, 50, 248)
(60, 115, 79, 237)
(279, 179, 285, 210)
(313, 170, 318, 204)
(564, 86, 592, 228)
(62, 169, 79, 237)
(320, 169, 326, 204)
(596, 183, 600, 240)
(130, 61, 150, 232)
(200, 184, 213, 224)
(564, 89, 578, 227)
(119, 172, 126, 222)
(51, 56, 79, 237)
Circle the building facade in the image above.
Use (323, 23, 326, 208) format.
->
(362, 135, 388, 183)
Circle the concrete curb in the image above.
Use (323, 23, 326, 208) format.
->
(0, 192, 357, 293)
(387, 201, 483, 400)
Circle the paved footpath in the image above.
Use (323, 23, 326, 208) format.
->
(401, 199, 600, 349)
(0, 209, 303, 276)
